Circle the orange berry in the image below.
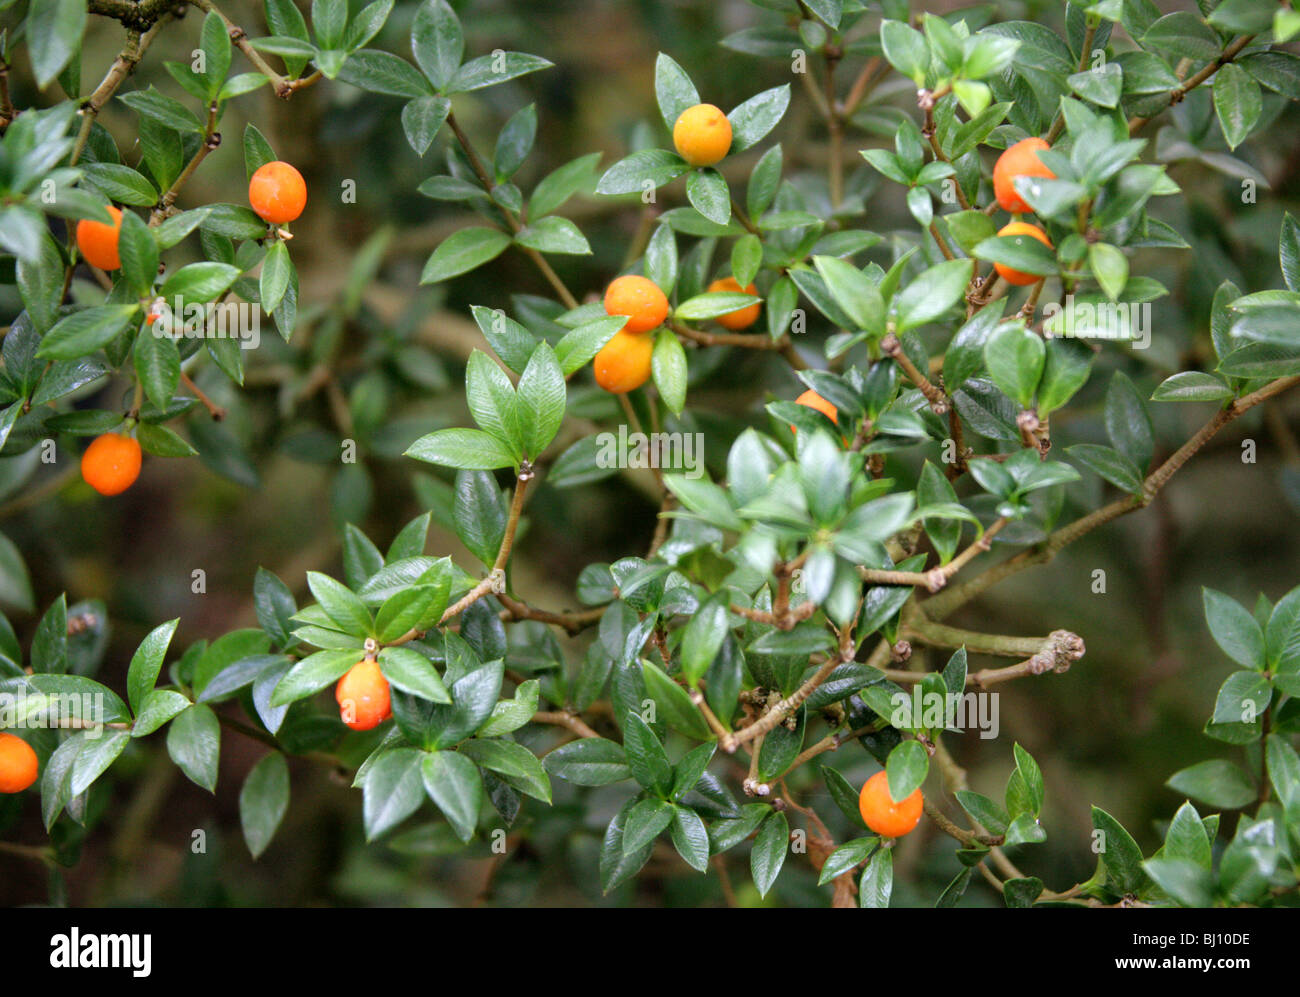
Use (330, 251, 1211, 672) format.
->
(604, 275, 669, 335)
(673, 103, 732, 168)
(593, 329, 654, 394)
(335, 659, 392, 732)
(81, 432, 142, 496)
(992, 137, 1055, 215)
(708, 277, 761, 330)
(993, 221, 1053, 287)
(0, 732, 39, 794)
(76, 206, 123, 271)
(858, 770, 923, 838)
(795, 388, 838, 425)
(248, 161, 307, 224)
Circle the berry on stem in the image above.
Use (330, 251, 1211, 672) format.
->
(248, 161, 307, 224)
(992, 137, 1055, 215)
(993, 221, 1053, 286)
(81, 432, 142, 496)
(594, 329, 654, 394)
(0, 732, 38, 794)
(335, 659, 392, 731)
(707, 277, 760, 330)
(673, 103, 732, 167)
(858, 770, 923, 838)
(604, 275, 669, 335)
(76, 206, 124, 271)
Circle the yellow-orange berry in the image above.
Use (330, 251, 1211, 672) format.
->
(604, 275, 669, 335)
(81, 432, 142, 496)
(992, 137, 1055, 215)
(708, 277, 761, 330)
(335, 659, 392, 731)
(993, 221, 1053, 287)
(858, 770, 923, 838)
(0, 732, 39, 794)
(593, 329, 654, 394)
(76, 206, 123, 271)
(248, 161, 307, 224)
(673, 103, 732, 168)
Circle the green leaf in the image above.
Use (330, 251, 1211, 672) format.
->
(983, 322, 1044, 409)
(447, 51, 553, 94)
(167, 703, 222, 792)
(126, 618, 180, 714)
(531, 152, 601, 219)
(654, 53, 700, 131)
(881, 19, 929, 84)
(411, 0, 463, 90)
(859, 845, 893, 907)
(1088, 242, 1128, 301)
(1213, 63, 1262, 151)
(514, 216, 590, 256)
(595, 150, 690, 196)
(622, 712, 673, 794)
(458, 738, 551, 803)
(641, 659, 711, 739)
(401, 95, 452, 156)
(685, 168, 730, 226)
(544, 737, 632, 786)
(1265, 586, 1300, 673)
(1203, 588, 1266, 669)
(886, 740, 929, 801)
(817, 836, 877, 886)
(27, 0, 87, 87)
(1065, 443, 1143, 494)
(1151, 371, 1233, 402)
(516, 342, 566, 459)
(69, 730, 130, 798)
(306, 571, 372, 636)
(131, 688, 191, 738)
(269, 647, 360, 706)
(669, 806, 710, 872)
(134, 330, 181, 411)
(1143, 858, 1215, 908)
(239, 752, 289, 859)
(118, 88, 203, 134)
(260, 241, 292, 313)
(727, 85, 790, 153)
(751, 810, 789, 898)
(406, 428, 519, 470)
(651, 328, 688, 416)
(421, 749, 482, 842)
(1166, 759, 1256, 809)
(336, 49, 432, 96)
(37, 306, 138, 361)
(363, 747, 425, 840)
(623, 798, 674, 853)
(378, 646, 451, 702)
(420, 227, 512, 283)
(893, 259, 973, 331)
(477, 678, 539, 738)
(813, 255, 885, 336)
(160, 262, 241, 302)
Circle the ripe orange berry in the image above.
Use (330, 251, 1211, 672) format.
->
(0, 732, 39, 794)
(992, 137, 1055, 215)
(795, 388, 838, 425)
(858, 770, 923, 838)
(81, 432, 142, 496)
(335, 659, 392, 731)
(993, 221, 1053, 287)
(593, 329, 654, 393)
(76, 206, 123, 271)
(708, 277, 761, 330)
(604, 275, 669, 335)
(248, 161, 307, 224)
(673, 103, 732, 168)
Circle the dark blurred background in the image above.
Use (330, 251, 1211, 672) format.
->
(1, 0, 1299, 906)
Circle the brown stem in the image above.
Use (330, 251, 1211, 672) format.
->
(1128, 34, 1256, 135)
(882, 332, 949, 414)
